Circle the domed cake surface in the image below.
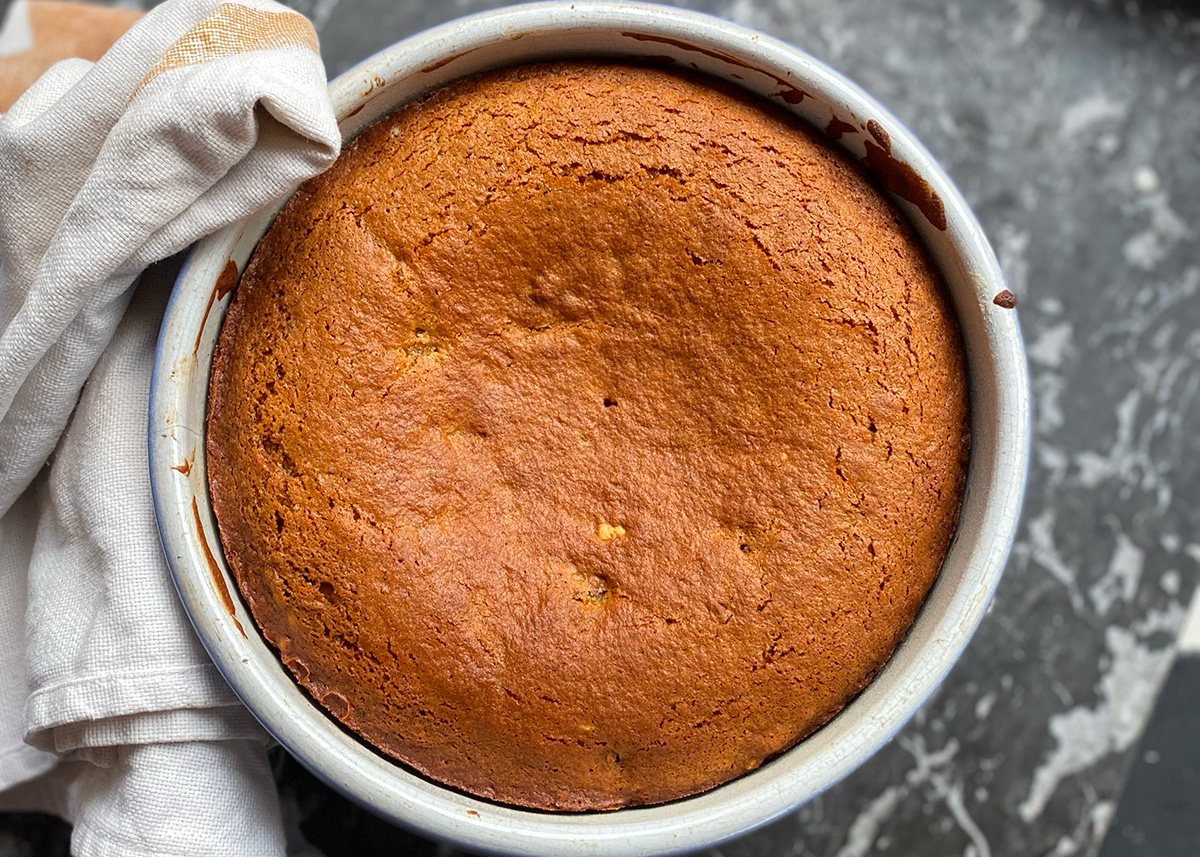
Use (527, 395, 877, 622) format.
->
(207, 62, 969, 811)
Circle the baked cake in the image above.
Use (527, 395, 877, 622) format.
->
(207, 62, 969, 810)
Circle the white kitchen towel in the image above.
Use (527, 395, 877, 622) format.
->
(1, 741, 302, 857)
(0, 0, 340, 854)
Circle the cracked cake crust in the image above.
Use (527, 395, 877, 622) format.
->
(206, 62, 969, 811)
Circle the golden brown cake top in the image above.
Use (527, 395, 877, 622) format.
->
(207, 62, 969, 811)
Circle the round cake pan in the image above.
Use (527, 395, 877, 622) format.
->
(149, 3, 1030, 854)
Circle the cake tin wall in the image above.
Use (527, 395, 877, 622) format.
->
(149, 4, 1030, 855)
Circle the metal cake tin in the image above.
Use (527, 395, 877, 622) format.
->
(149, 3, 1030, 854)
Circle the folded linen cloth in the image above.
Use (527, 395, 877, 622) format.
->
(0, 0, 340, 853)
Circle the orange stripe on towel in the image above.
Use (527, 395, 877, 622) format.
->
(140, 3, 318, 90)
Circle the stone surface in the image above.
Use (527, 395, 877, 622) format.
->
(1096, 655, 1200, 857)
(3, 0, 1200, 855)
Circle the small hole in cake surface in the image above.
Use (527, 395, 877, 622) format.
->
(318, 581, 337, 603)
(573, 570, 612, 604)
(603, 397, 618, 407)
(586, 575, 610, 601)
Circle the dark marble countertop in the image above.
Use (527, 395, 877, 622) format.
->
(4, 0, 1200, 855)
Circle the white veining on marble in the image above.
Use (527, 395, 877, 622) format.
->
(1045, 798, 1120, 857)
(1018, 625, 1174, 822)
(830, 786, 901, 857)
(1059, 91, 1128, 139)
(1131, 601, 1185, 638)
(1122, 191, 1193, 271)
(1073, 390, 1136, 489)
(1036, 445, 1069, 489)
(993, 224, 1030, 297)
(1131, 165, 1160, 195)
(907, 738, 994, 857)
(1088, 268, 1200, 350)
(832, 736, 961, 857)
(1177, 64, 1199, 91)
(937, 776, 991, 857)
(723, 0, 774, 30)
(1026, 321, 1073, 368)
(1179, 588, 1200, 653)
(1033, 373, 1066, 435)
(1089, 531, 1144, 615)
(285, 0, 343, 31)
(309, 0, 343, 31)
(1008, 0, 1043, 47)
(1006, 172, 1200, 833)
(1090, 801, 1118, 843)
(1049, 835, 1080, 856)
(974, 692, 996, 721)
(1024, 509, 1085, 613)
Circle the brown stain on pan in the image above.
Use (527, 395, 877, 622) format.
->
(215, 258, 239, 299)
(193, 288, 219, 354)
(993, 289, 1017, 309)
(621, 33, 810, 104)
(195, 260, 240, 354)
(826, 116, 858, 140)
(421, 50, 472, 74)
(191, 496, 247, 638)
(862, 119, 947, 231)
(172, 450, 194, 478)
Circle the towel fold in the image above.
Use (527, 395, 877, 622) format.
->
(0, 1, 341, 853)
